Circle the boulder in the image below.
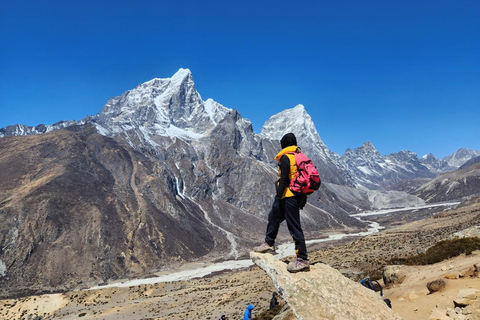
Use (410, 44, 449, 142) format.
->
(445, 272, 460, 279)
(460, 267, 476, 278)
(251, 252, 403, 320)
(454, 289, 480, 307)
(427, 279, 447, 293)
(459, 265, 479, 278)
(383, 265, 406, 286)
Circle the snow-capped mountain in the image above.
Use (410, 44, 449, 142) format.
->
(0, 120, 77, 138)
(420, 153, 445, 173)
(1, 69, 371, 297)
(340, 142, 435, 190)
(443, 148, 480, 169)
(260, 104, 330, 158)
(419, 149, 480, 173)
(260, 104, 354, 186)
(88, 68, 231, 141)
(1, 68, 479, 192)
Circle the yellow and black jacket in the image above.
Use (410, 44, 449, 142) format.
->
(274, 145, 299, 199)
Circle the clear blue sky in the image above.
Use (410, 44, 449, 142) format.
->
(1, 0, 479, 158)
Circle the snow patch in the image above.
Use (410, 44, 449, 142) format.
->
(445, 181, 460, 194)
(175, 177, 185, 199)
(0, 260, 6, 277)
(165, 125, 203, 140)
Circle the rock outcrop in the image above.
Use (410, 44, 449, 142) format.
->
(251, 252, 403, 320)
(454, 289, 480, 308)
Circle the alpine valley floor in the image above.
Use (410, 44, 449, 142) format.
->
(1, 197, 479, 320)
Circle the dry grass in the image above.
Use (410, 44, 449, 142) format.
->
(389, 237, 480, 265)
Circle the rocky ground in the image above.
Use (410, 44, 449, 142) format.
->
(1, 197, 479, 320)
(385, 253, 480, 320)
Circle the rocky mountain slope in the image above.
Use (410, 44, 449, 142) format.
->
(415, 161, 480, 203)
(460, 155, 480, 170)
(0, 122, 369, 298)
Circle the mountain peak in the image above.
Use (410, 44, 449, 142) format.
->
(293, 104, 305, 111)
(171, 68, 193, 83)
(348, 141, 380, 157)
(90, 68, 227, 141)
(443, 148, 480, 168)
(259, 104, 321, 143)
(143, 68, 193, 89)
(360, 141, 377, 152)
(422, 153, 436, 160)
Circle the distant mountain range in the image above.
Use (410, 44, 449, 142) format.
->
(1, 68, 479, 298)
(2, 69, 478, 191)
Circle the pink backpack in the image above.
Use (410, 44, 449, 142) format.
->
(289, 152, 321, 195)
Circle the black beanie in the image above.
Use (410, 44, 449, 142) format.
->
(280, 133, 297, 149)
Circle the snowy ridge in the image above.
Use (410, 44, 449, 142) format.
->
(0, 121, 78, 138)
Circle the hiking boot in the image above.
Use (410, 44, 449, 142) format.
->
(253, 242, 276, 254)
(287, 257, 310, 273)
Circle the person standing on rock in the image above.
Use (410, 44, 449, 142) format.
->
(243, 304, 254, 320)
(254, 132, 310, 273)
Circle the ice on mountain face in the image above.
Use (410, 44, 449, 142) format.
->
(259, 104, 337, 164)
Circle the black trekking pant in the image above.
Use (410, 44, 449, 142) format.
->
(265, 196, 308, 260)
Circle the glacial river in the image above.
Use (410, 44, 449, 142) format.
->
(90, 201, 460, 289)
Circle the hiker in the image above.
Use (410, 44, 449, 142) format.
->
(219, 313, 227, 320)
(243, 304, 254, 320)
(254, 133, 310, 272)
(269, 291, 280, 310)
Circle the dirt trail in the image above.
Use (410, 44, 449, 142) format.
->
(385, 251, 480, 320)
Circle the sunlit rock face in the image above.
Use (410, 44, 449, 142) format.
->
(250, 252, 403, 320)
